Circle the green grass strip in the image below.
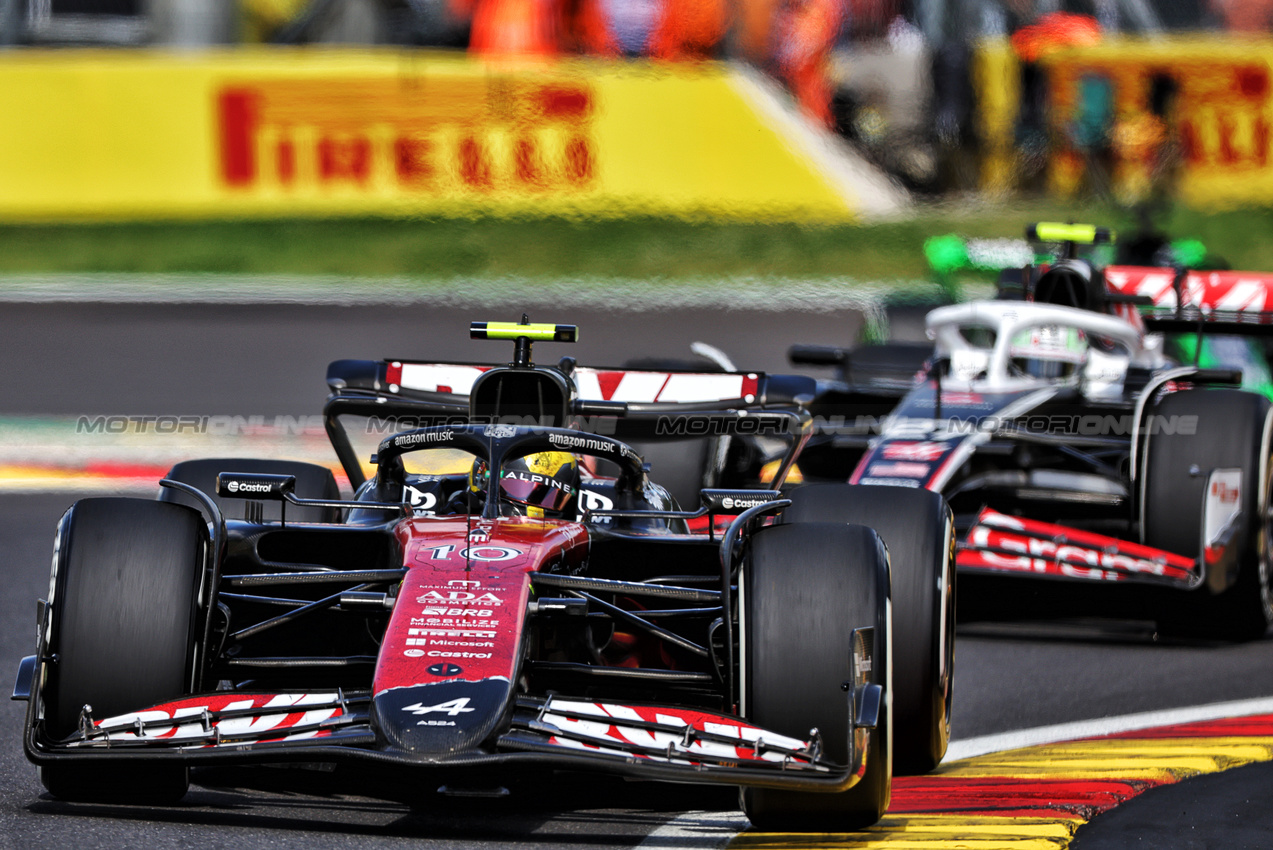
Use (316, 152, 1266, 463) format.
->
(1, 203, 1270, 281)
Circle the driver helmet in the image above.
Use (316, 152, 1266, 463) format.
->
(1009, 324, 1087, 380)
(470, 451, 580, 519)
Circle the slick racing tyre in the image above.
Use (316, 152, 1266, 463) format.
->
(740, 522, 892, 832)
(40, 498, 206, 803)
(1142, 389, 1273, 641)
(784, 484, 955, 774)
(159, 457, 341, 523)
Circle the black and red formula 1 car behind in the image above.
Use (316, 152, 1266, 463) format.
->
(784, 223, 1273, 641)
(15, 320, 956, 832)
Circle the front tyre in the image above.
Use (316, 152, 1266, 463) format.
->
(740, 522, 892, 832)
(1142, 389, 1273, 641)
(39, 498, 206, 803)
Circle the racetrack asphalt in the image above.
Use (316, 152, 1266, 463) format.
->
(1071, 759, 1273, 849)
(0, 301, 862, 416)
(2, 301, 1272, 847)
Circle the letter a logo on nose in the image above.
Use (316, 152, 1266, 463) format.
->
(402, 698, 475, 716)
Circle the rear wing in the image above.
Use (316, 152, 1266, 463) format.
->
(369, 360, 763, 408)
(323, 359, 815, 487)
(1105, 266, 1273, 334)
(327, 359, 817, 413)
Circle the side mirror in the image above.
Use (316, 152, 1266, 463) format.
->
(700, 489, 782, 514)
(789, 344, 848, 367)
(216, 473, 296, 500)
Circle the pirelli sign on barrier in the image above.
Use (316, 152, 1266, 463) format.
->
(0, 50, 867, 221)
(975, 36, 1273, 205)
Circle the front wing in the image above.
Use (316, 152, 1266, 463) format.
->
(23, 690, 872, 793)
(957, 508, 1202, 588)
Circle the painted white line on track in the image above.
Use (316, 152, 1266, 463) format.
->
(637, 809, 749, 849)
(0, 274, 950, 313)
(638, 695, 1273, 846)
(943, 694, 1273, 761)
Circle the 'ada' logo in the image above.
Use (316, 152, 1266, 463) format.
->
(417, 590, 504, 603)
(402, 697, 475, 716)
(427, 662, 463, 677)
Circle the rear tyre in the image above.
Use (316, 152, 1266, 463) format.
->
(40, 498, 205, 803)
(1142, 389, 1273, 641)
(159, 457, 341, 523)
(740, 522, 891, 832)
(784, 484, 955, 774)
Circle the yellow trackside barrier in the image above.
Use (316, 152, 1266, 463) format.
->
(973, 36, 1273, 206)
(1040, 38, 1273, 207)
(0, 49, 879, 222)
(972, 38, 1021, 197)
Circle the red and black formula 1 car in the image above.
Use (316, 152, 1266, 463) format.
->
(783, 223, 1273, 641)
(16, 320, 955, 832)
